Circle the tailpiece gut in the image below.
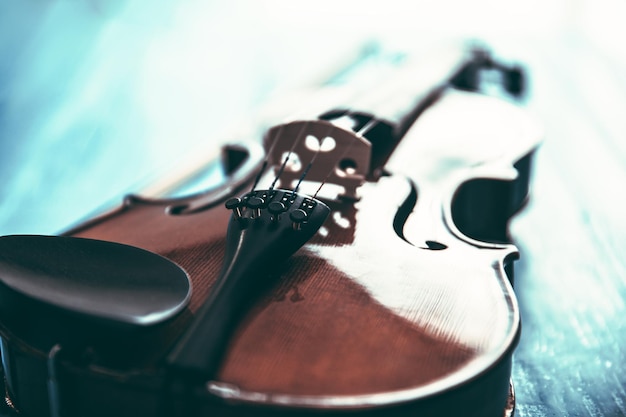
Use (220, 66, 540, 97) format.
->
(167, 189, 330, 380)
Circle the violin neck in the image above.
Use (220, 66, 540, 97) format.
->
(262, 44, 522, 200)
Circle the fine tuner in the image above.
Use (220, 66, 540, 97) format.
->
(225, 189, 324, 230)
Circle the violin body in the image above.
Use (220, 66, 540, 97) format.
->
(0, 46, 541, 417)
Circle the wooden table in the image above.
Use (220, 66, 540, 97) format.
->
(511, 36, 626, 417)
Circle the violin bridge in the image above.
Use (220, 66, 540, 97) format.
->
(264, 120, 372, 200)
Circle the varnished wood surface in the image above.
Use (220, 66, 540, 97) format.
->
(64, 129, 517, 404)
(0, 87, 538, 416)
(1, 2, 626, 415)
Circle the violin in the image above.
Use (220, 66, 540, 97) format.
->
(0, 44, 541, 417)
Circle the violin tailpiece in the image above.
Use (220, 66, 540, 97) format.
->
(166, 189, 330, 380)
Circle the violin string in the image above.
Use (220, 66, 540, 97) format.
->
(249, 125, 285, 192)
(313, 127, 360, 199)
(292, 124, 336, 195)
(269, 122, 309, 191)
(292, 136, 327, 194)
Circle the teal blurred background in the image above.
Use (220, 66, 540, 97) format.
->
(2, 0, 624, 235)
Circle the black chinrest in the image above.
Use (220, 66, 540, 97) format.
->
(0, 235, 190, 330)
